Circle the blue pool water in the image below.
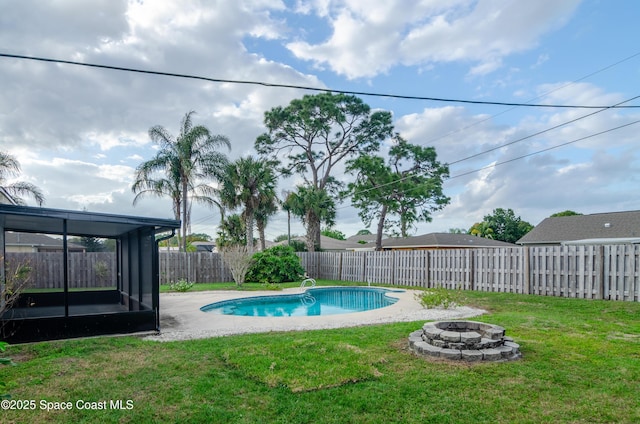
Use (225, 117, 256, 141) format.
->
(200, 287, 402, 317)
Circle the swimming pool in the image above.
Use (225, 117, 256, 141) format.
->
(200, 287, 402, 317)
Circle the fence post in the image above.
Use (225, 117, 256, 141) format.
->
(470, 249, 476, 291)
(392, 250, 396, 286)
(598, 245, 605, 300)
(524, 246, 531, 295)
(362, 251, 367, 283)
(425, 250, 431, 288)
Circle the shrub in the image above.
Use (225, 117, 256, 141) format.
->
(246, 245, 305, 284)
(287, 240, 307, 252)
(221, 244, 254, 287)
(1, 258, 32, 320)
(169, 279, 195, 292)
(414, 286, 463, 309)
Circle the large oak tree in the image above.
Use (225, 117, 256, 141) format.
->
(255, 93, 393, 251)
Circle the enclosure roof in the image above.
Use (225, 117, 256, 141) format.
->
(0, 204, 180, 237)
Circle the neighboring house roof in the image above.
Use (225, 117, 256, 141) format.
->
(562, 237, 640, 246)
(345, 233, 388, 244)
(191, 241, 216, 252)
(277, 235, 363, 250)
(4, 232, 86, 251)
(517, 210, 640, 245)
(317, 235, 364, 250)
(356, 232, 516, 250)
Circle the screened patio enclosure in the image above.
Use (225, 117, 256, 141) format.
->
(0, 204, 180, 343)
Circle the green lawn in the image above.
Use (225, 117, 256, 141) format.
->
(159, 279, 366, 292)
(2, 290, 639, 423)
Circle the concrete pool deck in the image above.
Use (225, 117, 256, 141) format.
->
(145, 287, 486, 342)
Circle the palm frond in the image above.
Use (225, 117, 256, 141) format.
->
(5, 181, 45, 206)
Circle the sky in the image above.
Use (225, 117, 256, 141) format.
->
(1, 0, 639, 242)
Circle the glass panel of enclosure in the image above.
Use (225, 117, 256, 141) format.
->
(2, 232, 127, 318)
(67, 236, 121, 316)
(3, 231, 65, 318)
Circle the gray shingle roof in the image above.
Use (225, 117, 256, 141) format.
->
(345, 233, 388, 244)
(5, 232, 65, 246)
(517, 210, 640, 245)
(275, 235, 363, 250)
(362, 232, 515, 249)
(5, 232, 85, 249)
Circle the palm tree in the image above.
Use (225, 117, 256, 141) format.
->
(285, 185, 336, 252)
(215, 213, 246, 248)
(132, 111, 230, 251)
(132, 159, 183, 242)
(218, 156, 277, 253)
(255, 194, 279, 251)
(0, 151, 45, 206)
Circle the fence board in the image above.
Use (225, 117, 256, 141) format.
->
(430, 249, 471, 290)
(337, 251, 366, 282)
(603, 245, 640, 301)
(393, 250, 427, 287)
(158, 252, 232, 284)
(365, 251, 394, 285)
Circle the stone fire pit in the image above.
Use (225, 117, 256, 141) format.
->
(408, 320, 521, 362)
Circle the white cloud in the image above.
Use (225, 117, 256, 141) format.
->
(286, 0, 581, 79)
(66, 192, 116, 205)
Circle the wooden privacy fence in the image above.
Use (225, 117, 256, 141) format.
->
(4, 246, 639, 301)
(159, 252, 232, 284)
(298, 245, 640, 302)
(5, 252, 118, 289)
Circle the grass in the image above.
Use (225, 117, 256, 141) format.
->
(2, 289, 639, 423)
(159, 279, 367, 292)
(22, 287, 117, 293)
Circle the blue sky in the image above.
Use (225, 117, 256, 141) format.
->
(1, 0, 639, 241)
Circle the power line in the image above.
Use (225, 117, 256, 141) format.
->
(448, 94, 640, 165)
(337, 115, 640, 208)
(423, 51, 640, 145)
(449, 119, 640, 179)
(2, 52, 639, 109)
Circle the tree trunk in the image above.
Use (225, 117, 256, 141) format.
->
(400, 213, 409, 238)
(306, 212, 320, 252)
(257, 220, 266, 251)
(375, 204, 388, 251)
(173, 199, 182, 252)
(246, 212, 255, 253)
(181, 179, 189, 252)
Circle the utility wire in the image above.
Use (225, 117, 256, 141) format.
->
(449, 118, 640, 179)
(423, 51, 640, 145)
(1, 52, 639, 109)
(337, 116, 640, 207)
(448, 94, 640, 165)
